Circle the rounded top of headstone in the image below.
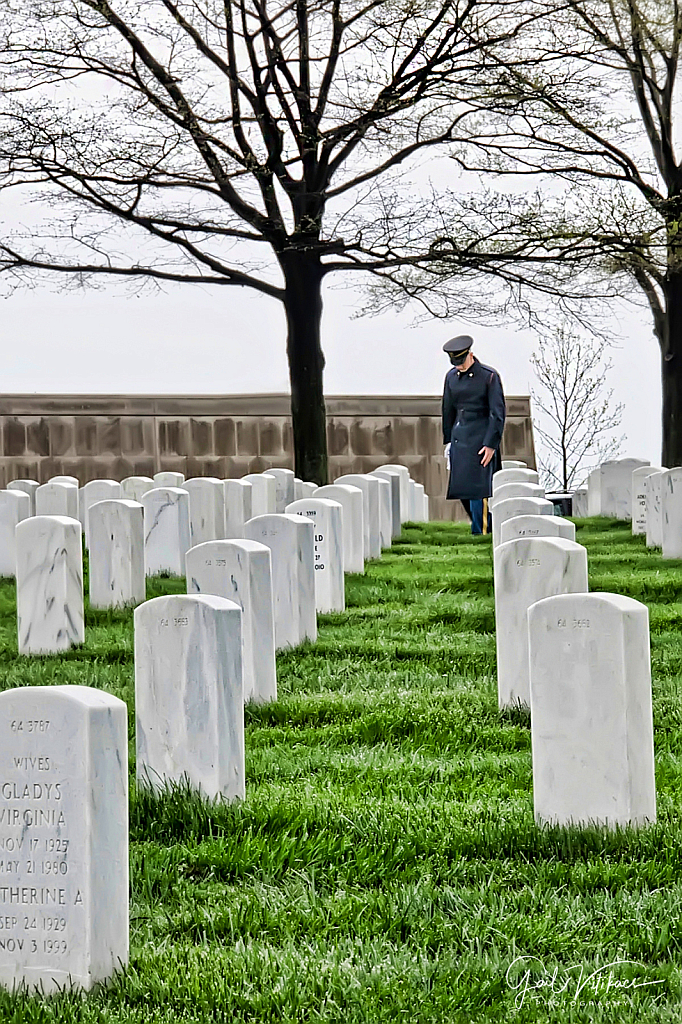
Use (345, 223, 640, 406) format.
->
(89, 498, 143, 511)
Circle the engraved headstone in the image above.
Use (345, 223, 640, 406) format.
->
(186, 540, 277, 703)
(286, 498, 345, 613)
(263, 469, 295, 513)
(314, 484, 364, 573)
(0, 491, 30, 577)
(599, 459, 649, 519)
(81, 480, 122, 546)
(0, 685, 128, 993)
(184, 478, 225, 547)
(242, 474, 276, 517)
(142, 487, 190, 576)
(632, 466, 661, 536)
(35, 482, 79, 520)
(490, 482, 545, 508)
(492, 496, 555, 548)
(529, 592, 656, 828)
(153, 472, 185, 488)
(499, 514, 576, 545)
(16, 517, 84, 655)
(335, 474, 382, 556)
(244, 514, 316, 648)
(492, 468, 539, 492)
(661, 468, 682, 559)
(88, 500, 145, 609)
(371, 469, 400, 541)
(135, 594, 244, 800)
(121, 476, 154, 503)
(494, 537, 588, 708)
(224, 479, 252, 539)
(6, 480, 39, 516)
(645, 469, 665, 549)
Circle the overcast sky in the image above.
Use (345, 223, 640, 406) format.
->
(0, 272, 661, 469)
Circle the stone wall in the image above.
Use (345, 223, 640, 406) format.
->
(0, 394, 535, 519)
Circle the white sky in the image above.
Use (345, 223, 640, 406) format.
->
(0, 273, 662, 466)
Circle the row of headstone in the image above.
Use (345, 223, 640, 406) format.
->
(490, 464, 555, 548)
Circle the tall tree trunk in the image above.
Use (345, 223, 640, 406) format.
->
(280, 250, 328, 484)
(662, 253, 682, 468)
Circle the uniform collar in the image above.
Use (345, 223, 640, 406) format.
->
(456, 355, 478, 377)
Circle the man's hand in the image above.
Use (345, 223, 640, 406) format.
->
(479, 446, 495, 467)
(444, 442, 451, 466)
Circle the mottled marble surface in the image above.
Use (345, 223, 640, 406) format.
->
(153, 472, 185, 487)
(0, 490, 30, 577)
(661, 468, 682, 558)
(244, 514, 316, 648)
(314, 484, 364, 573)
(412, 483, 428, 523)
(370, 470, 400, 540)
(7, 480, 39, 516)
(121, 476, 155, 503)
(242, 474, 276, 517)
(380, 465, 411, 524)
(186, 539, 277, 703)
(184, 478, 225, 547)
(571, 488, 588, 518)
(422, 493, 430, 521)
(492, 468, 539, 492)
(529, 593, 656, 828)
(295, 480, 318, 499)
(0, 685, 128, 993)
(286, 498, 345, 613)
(645, 470, 665, 548)
(499, 514, 576, 545)
(88, 500, 145, 609)
(374, 478, 392, 545)
(632, 467, 661, 536)
(82, 480, 122, 547)
(263, 469, 295, 513)
(135, 594, 245, 801)
(335, 475, 382, 557)
(492, 497, 554, 548)
(490, 483, 545, 508)
(35, 482, 79, 520)
(142, 487, 190, 576)
(224, 479, 252, 539)
(16, 516, 84, 655)
(599, 459, 649, 520)
(494, 537, 588, 708)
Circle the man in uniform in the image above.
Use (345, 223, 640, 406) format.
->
(442, 335, 506, 534)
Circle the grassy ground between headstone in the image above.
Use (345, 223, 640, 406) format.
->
(0, 519, 681, 1021)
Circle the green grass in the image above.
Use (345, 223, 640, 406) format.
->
(1, 518, 682, 1021)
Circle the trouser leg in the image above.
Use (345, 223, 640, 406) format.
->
(469, 499, 484, 535)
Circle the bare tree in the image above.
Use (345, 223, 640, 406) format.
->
(530, 326, 625, 492)
(0, 0, 551, 483)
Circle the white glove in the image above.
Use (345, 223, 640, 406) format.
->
(444, 442, 451, 467)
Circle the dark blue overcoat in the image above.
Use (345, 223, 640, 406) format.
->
(442, 357, 506, 500)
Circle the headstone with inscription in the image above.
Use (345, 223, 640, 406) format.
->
(88, 500, 145, 610)
(632, 466, 661, 536)
(6, 481, 39, 516)
(242, 474, 277, 517)
(499, 514, 576, 545)
(244, 514, 316, 648)
(35, 483, 79, 520)
(661, 468, 682, 559)
(494, 537, 588, 708)
(529, 592, 656, 828)
(336, 474, 382, 555)
(313, 484, 364, 573)
(135, 594, 245, 800)
(263, 469, 295, 513)
(492, 468, 539, 491)
(186, 539, 277, 703)
(286, 498, 345, 613)
(81, 480, 122, 546)
(0, 491, 30, 577)
(121, 476, 154, 503)
(645, 469, 665, 549)
(492, 496, 555, 548)
(141, 487, 190, 576)
(224, 479, 252, 539)
(0, 685, 128, 993)
(16, 517, 84, 655)
(599, 459, 649, 519)
(184, 478, 225, 547)
(153, 472, 185, 488)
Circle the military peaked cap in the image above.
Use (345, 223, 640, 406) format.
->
(443, 335, 474, 359)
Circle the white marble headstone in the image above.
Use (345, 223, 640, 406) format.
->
(492, 496, 555, 548)
(88, 499, 145, 609)
(121, 476, 154, 503)
(6, 480, 39, 516)
(135, 594, 245, 800)
(490, 482, 545, 508)
(374, 477, 392, 546)
(242, 474, 276, 517)
(599, 459, 649, 519)
(0, 685, 128, 993)
(499, 514, 576, 545)
(295, 480, 318, 500)
(184, 478, 225, 547)
(35, 482, 79, 520)
(571, 487, 588, 518)
(529, 592, 656, 828)
(186, 539, 277, 703)
(492, 468, 539, 491)
(81, 480, 122, 546)
(379, 465, 411, 524)
(661, 468, 682, 559)
(411, 482, 428, 523)
(142, 487, 190, 576)
(153, 472, 185, 488)
(422, 492, 430, 521)
(0, 490, 30, 577)
(645, 469, 665, 549)
(494, 537, 588, 708)
(371, 469, 400, 541)
(49, 476, 79, 487)
(632, 466, 661, 536)
(224, 479, 253, 539)
(263, 469, 295, 513)
(244, 514, 316, 648)
(286, 498, 345, 613)
(501, 460, 526, 469)
(314, 484, 364, 573)
(587, 467, 601, 516)
(16, 516, 84, 655)
(335, 475, 382, 556)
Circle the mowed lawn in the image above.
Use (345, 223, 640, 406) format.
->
(1, 519, 682, 1021)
